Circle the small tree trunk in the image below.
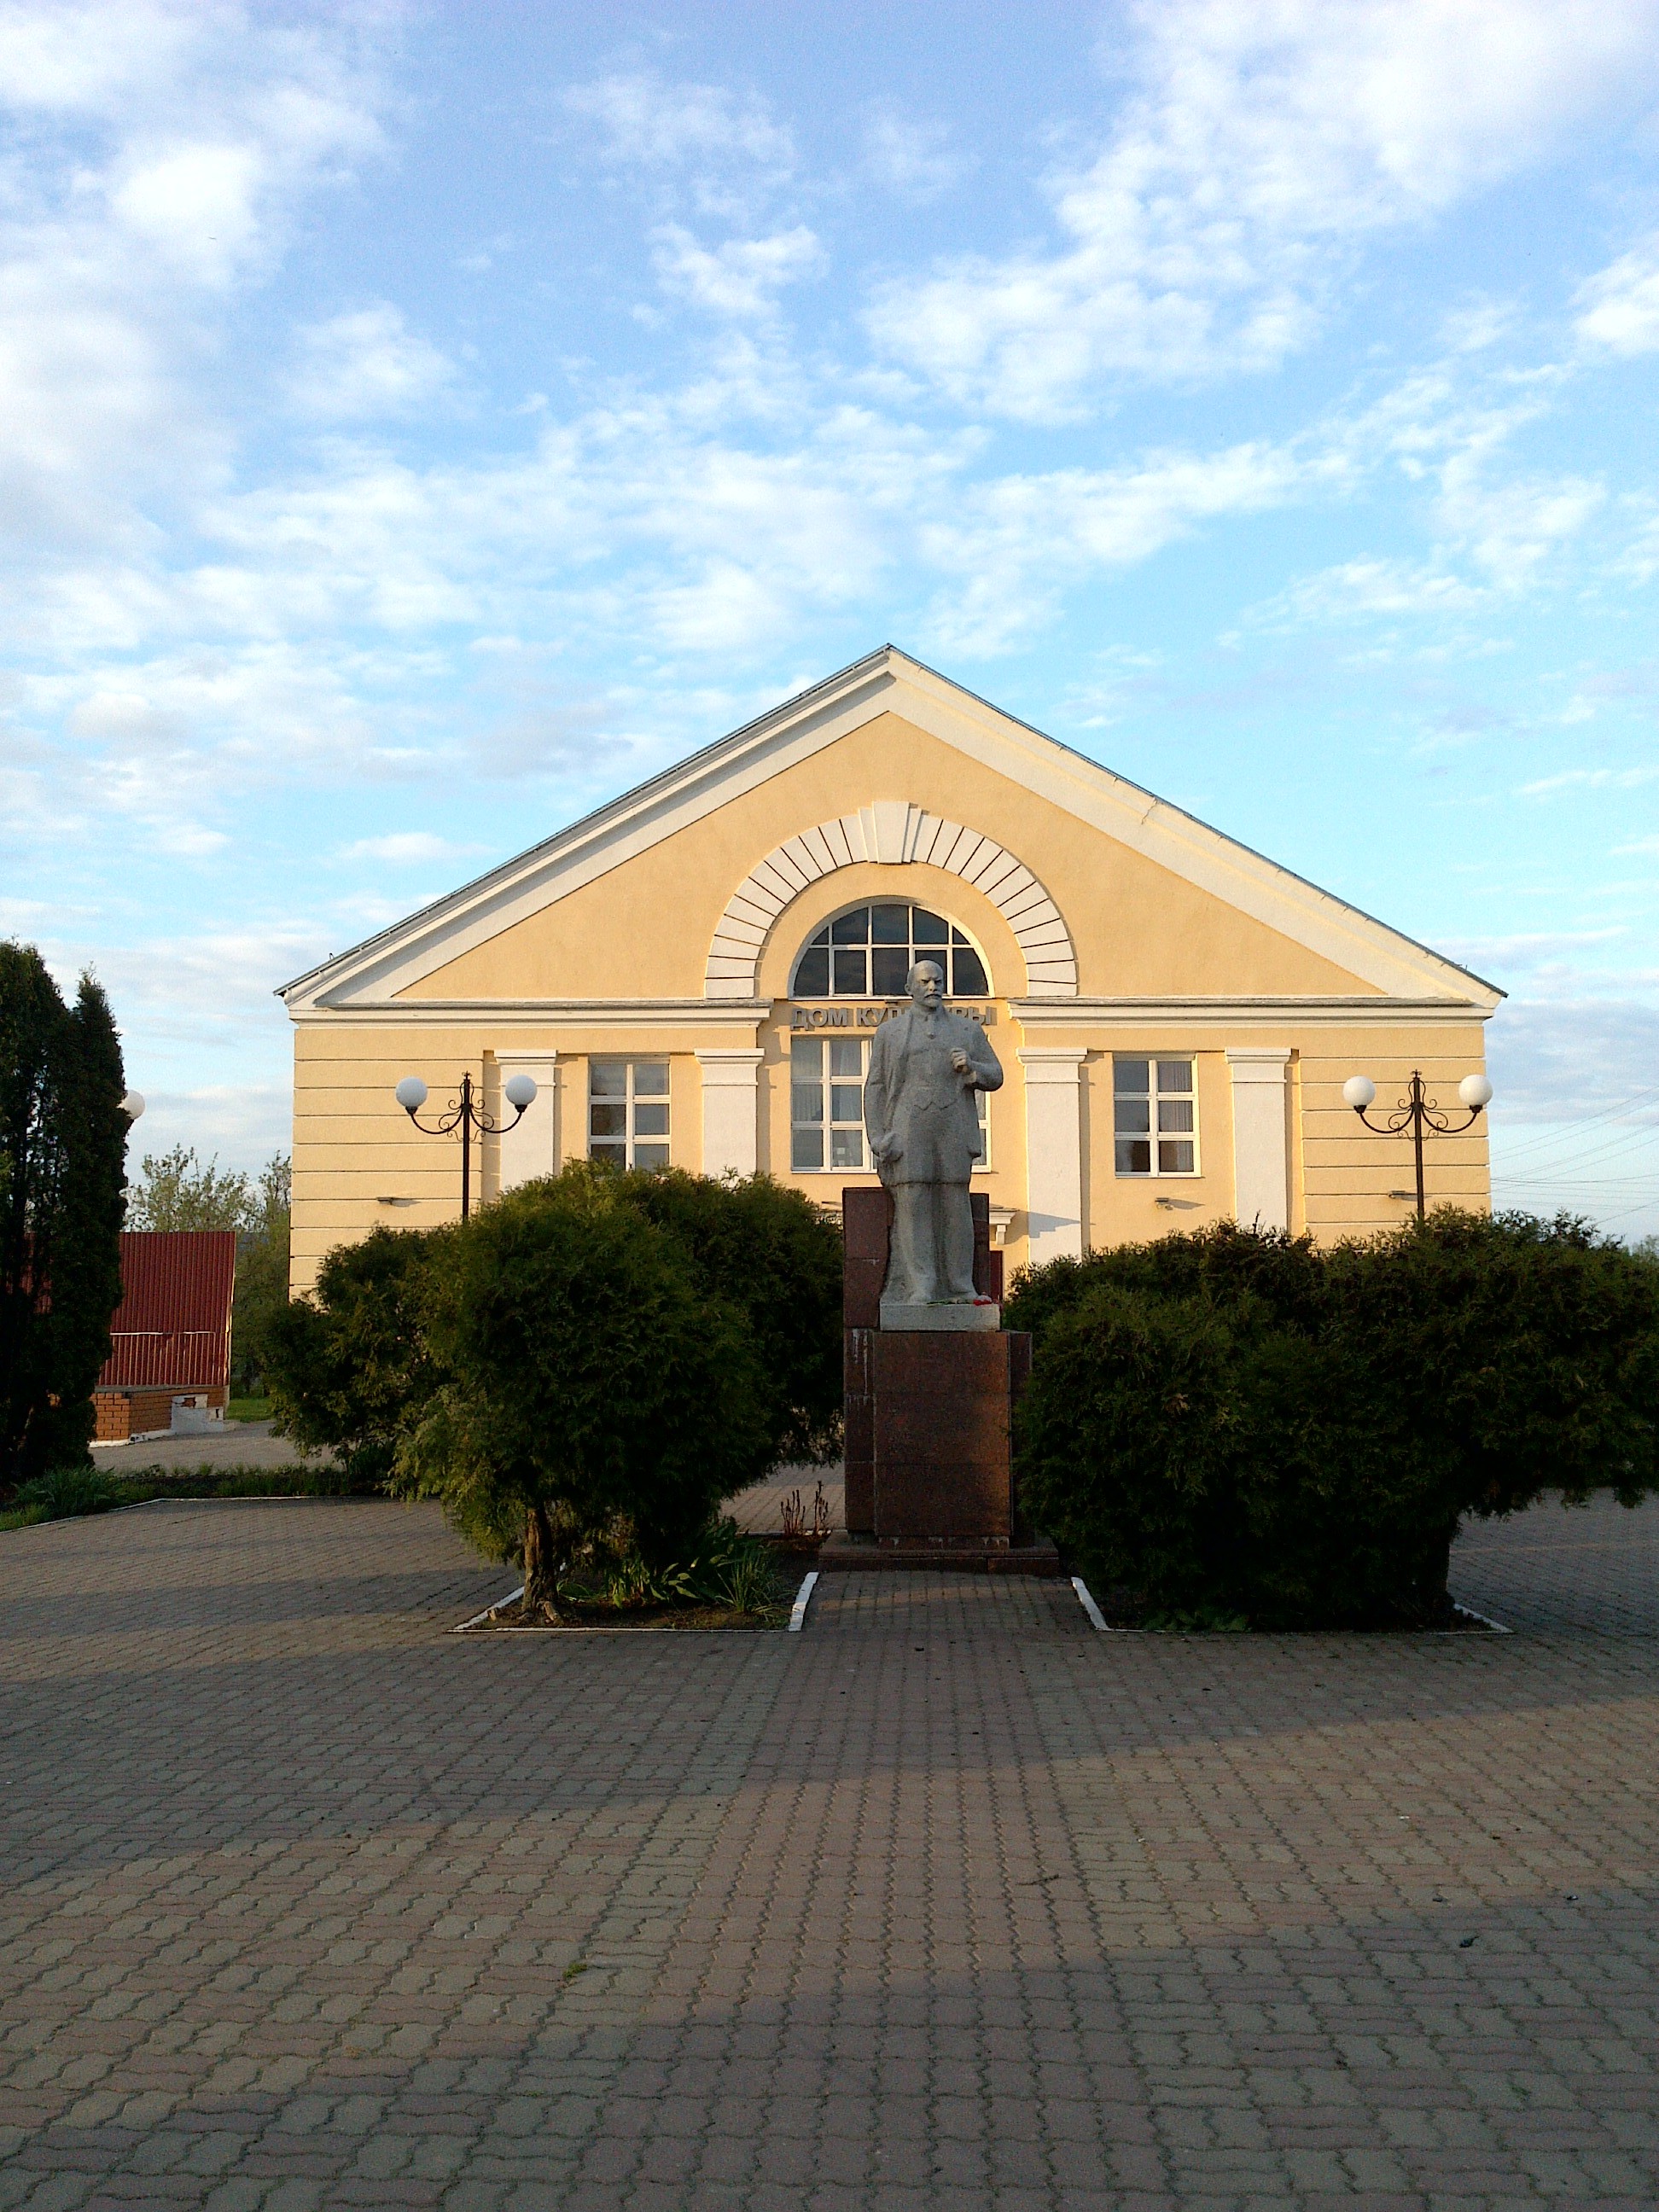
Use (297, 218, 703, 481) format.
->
(521, 1500, 561, 1621)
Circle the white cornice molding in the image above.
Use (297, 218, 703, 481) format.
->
(1010, 995, 1493, 1029)
(706, 801, 1078, 999)
(290, 998, 767, 1031)
(278, 643, 1503, 1015)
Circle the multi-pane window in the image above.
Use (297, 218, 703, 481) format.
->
(791, 903, 989, 998)
(589, 1060, 670, 1171)
(1115, 1058, 1196, 1175)
(790, 1033, 989, 1173)
(791, 1036, 867, 1171)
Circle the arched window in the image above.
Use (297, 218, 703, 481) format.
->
(789, 903, 990, 999)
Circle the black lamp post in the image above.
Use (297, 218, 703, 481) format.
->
(394, 1070, 537, 1220)
(1343, 1068, 1493, 1220)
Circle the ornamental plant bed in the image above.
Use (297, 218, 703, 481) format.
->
(1082, 1582, 1503, 1633)
(464, 1592, 788, 1633)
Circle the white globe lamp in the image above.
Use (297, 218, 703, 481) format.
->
(503, 1073, 538, 1110)
(1458, 1074, 1493, 1109)
(121, 1090, 145, 1121)
(1342, 1075, 1376, 1110)
(395, 1076, 428, 1114)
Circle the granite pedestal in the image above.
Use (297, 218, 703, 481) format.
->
(822, 1187, 1059, 1575)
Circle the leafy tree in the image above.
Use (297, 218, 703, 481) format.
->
(125, 1144, 253, 1231)
(264, 1224, 437, 1487)
(393, 1179, 770, 1616)
(0, 946, 129, 1483)
(230, 1155, 290, 1390)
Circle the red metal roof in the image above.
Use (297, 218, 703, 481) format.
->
(97, 1231, 236, 1392)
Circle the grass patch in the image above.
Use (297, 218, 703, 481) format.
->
(226, 1396, 272, 1422)
(0, 1459, 378, 1529)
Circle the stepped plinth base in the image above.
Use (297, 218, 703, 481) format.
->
(818, 1533, 1062, 1575)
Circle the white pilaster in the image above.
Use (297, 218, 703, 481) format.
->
(1018, 1048, 1087, 1260)
(496, 1052, 561, 1192)
(696, 1050, 765, 1178)
(1225, 1047, 1291, 1231)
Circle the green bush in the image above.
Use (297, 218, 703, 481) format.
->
(264, 1168, 836, 1615)
(1007, 1214, 1659, 1628)
(11, 1464, 123, 1520)
(264, 1225, 439, 1487)
(587, 1164, 842, 1466)
(393, 1179, 771, 1615)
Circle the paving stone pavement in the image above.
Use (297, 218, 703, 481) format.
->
(1, 1496, 1656, 2211)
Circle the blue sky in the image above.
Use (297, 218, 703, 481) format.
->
(4, 0, 1659, 1231)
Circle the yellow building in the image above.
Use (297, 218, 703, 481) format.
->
(280, 647, 1499, 1295)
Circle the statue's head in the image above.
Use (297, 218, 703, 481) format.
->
(906, 959, 945, 1008)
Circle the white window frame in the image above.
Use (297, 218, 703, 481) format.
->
(1114, 1056, 1199, 1178)
(789, 1031, 991, 1174)
(789, 901, 992, 1002)
(588, 1059, 671, 1171)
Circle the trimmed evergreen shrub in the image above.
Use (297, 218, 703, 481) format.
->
(393, 1179, 770, 1615)
(1007, 1213, 1659, 1628)
(264, 1225, 439, 1487)
(264, 1167, 838, 1614)
(584, 1163, 842, 1467)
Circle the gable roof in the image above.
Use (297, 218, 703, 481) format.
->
(279, 644, 1503, 1014)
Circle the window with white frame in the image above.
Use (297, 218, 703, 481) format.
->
(791, 1035, 866, 1171)
(1115, 1057, 1196, 1174)
(589, 1060, 670, 1170)
(790, 1033, 989, 1173)
(790, 902, 990, 998)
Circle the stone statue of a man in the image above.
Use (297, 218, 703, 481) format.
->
(864, 959, 1004, 1307)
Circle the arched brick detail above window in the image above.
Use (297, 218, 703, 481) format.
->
(704, 800, 1079, 1000)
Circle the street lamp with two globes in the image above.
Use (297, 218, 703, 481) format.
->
(1342, 1068, 1493, 1220)
(393, 1069, 537, 1220)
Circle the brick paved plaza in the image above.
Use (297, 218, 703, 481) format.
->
(3, 1498, 1656, 2211)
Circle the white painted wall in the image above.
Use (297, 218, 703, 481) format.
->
(1018, 1047, 1087, 1260)
(496, 1052, 562, 1191)
(1225, 1047, 1291, 1231)
(696, 1049, 765, 1177)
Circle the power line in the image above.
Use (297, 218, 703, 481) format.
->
(1489, 1084, 1659, 1167)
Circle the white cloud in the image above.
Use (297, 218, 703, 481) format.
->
(868, 0, 1659, 416)
(0, 5, 385, 550)
(650, 224, 824, 317)
(335, 832, 484, 865)
(286, 305, 457, 421)
(1436, 459, 1604, 589)
(1574, 234, 1659, 356)
(920, 439, 1330, 652)
(1251, 556, 1492, 626)
(1519, 766, 1659, 797)
(111, 138, 267, 286)
(565, 71, 792, 172)
(0, 1, 201, 116)
(862, 104, 965, 199)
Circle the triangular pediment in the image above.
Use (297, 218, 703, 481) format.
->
(279, 647, 1500, 1015)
